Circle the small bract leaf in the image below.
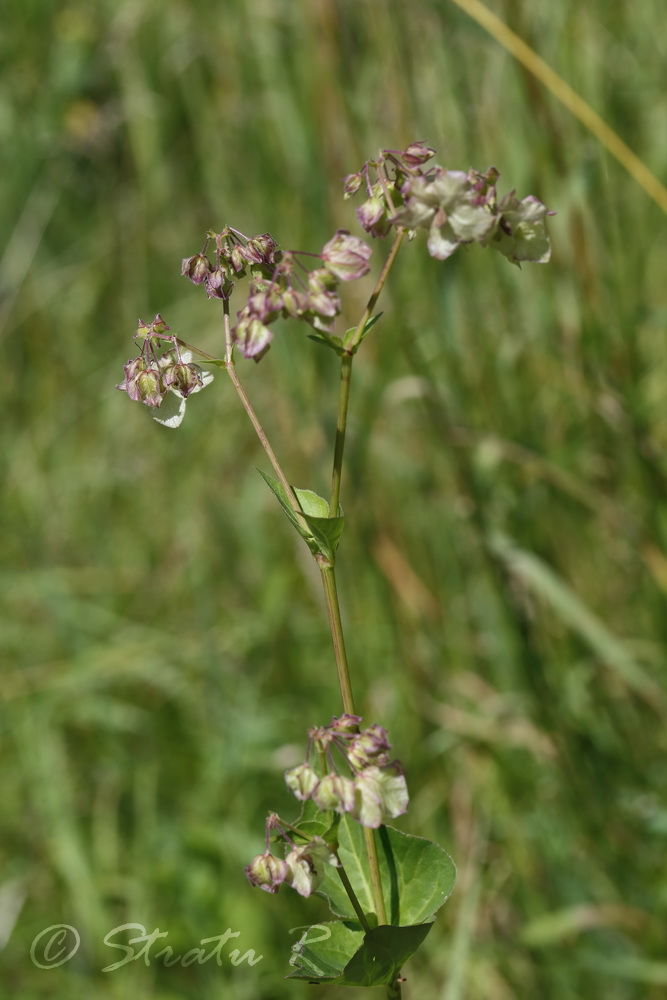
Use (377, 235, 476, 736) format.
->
(307, 332, 346, 356)
(344, 312, 383, 350)
(258, 473, 345, 561)
(257, 471, 319, 552)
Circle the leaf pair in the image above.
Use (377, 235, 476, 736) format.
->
(308, 314, 383, 356)
(259, 472, 344, 564)
(288, 817, 456, 985)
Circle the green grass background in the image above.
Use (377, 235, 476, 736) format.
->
(2, 0, 667, 997)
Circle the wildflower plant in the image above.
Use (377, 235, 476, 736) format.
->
(117, 142, 552, 996)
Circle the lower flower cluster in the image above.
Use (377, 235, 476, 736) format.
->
(244, 715, 409, 898)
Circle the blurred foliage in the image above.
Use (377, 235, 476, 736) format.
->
(2, 0, 667, 997)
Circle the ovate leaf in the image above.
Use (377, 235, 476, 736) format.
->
(288, 920, 433, 986)
(316, 816, 456, 924)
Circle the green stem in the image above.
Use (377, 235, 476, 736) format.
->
(221, 303, 310, 537)
(330, 230, 404, 514)
(363, 826, 388, 925)
(323, 235, 406, 930)
(318, 561, 355, 716)
(318, 559, 388, 928)
(387, 979, 403, 1000)
(329, 351, 353, 517)
(336, 859, 372, 933)
(345, 229, 405, 353)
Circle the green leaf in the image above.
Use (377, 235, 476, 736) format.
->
(287, 920, 433, 986)
(307, 332, 346, 356)
(196, 357, 227, 368)
(288, 921, 364, 982)
(343, 312, 383, 350)
(317, 817, 456, 924)
(258, 471, 345, 562)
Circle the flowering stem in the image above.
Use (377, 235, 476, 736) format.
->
(329, 352, 353, 518)
(317, 560, 356, 716)
(323, 235, 406, 933)
(330, 230, 404, 514)
(221, 303, 310, 537)
(346, 228, 404, 352)
(317, 560, 388, 926)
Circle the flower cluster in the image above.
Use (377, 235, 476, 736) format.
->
(245, 832, 338, 898)
(181, 227, 372, 361)
(345, 140, 552, 265)
(244, 716, 409, 898)
(116, 314, 213, 426)
(285, 714, 409, 829)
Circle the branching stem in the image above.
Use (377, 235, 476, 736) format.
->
(221, 303, 310, 537)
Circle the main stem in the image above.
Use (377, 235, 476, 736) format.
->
(318, 560, 356, 716)
(322, 233, 406, 938)
(221, 231, 405, 953)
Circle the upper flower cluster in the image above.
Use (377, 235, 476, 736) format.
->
(181, 227, 372, 361)
(345, 140, 553, 265)
(116, 315, 213, 425)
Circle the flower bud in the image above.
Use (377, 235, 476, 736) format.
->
(307, 269, 340, 319)
(232, 310, 273, 361)
(321, 230, 372, 282)
(230, 244, 248, 274)
(204, 266, 232, 299)
(285, 837, 337, 898)
(162, 362, 204, 398)
(136, 369, 166, 407)
(244, 852, 290, 894)
(244, 233, 279, 265)
(134, 316, 170, 340)
(329, 714, 362, 734)
(312, 773, 355, 814)
(347, 723, 391, 770)
(356, 196, 391, 238)
(121, 355, 144, 384)
(181, 254, 211, 285)
(248, 285, 284, 324)
(343, 172, 363, 198)
(281, 287, 309, 319)
(123, 368, 167, 408)
(401, 141, 436, 167)
(151, 313, 169, 334)
(285, 763, 319, 801)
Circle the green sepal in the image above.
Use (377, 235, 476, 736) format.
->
(343, 312, 383, 351)
(287, 920, 433, 986)
(258, 471, 344, 563)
